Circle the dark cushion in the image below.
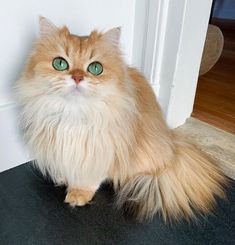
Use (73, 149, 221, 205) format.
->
(0, 163, 234, 245)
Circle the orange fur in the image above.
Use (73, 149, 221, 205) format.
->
(65, 188, 95, 206)
(16, 17, 227, 223)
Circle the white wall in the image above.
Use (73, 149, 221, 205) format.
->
(0, 105, 29, 172)
(0, 0, 147, 172)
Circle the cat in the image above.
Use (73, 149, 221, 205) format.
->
(15, 17, 227, 222)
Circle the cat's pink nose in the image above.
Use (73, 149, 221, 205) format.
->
(72, 75, 83, 84)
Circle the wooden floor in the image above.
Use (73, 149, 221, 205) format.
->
(192, 18, 235, 134)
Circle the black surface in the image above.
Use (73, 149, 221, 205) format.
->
(0, 163, 235, 245)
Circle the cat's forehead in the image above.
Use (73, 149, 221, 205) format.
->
(36, 30, 111, 66)
(63, 39, 94, 65)
(67, 34, 90, 48)
(64, 33, 100, 56)
(70, 34, 89, 39)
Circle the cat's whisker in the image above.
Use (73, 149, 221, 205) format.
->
(50, 81, 66, 86)
(51, 84, 66, 89)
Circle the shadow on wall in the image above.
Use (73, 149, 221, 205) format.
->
(0, 17, 37, 104)
(10, 32, 36, 93)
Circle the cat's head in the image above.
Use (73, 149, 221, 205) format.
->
(20, 17, 127, 103)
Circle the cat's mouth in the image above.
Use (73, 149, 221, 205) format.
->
(60, 78, 95, 99)
(70, 85, 83, 94)
(63, 85, 84, 101)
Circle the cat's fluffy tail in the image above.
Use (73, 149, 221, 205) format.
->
(116, 136, 228, 222)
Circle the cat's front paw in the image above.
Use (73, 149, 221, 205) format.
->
(65, 188, 95, 206)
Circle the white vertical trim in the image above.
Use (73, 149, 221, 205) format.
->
(143, 0, 169, 96)
(131, 0, 150, 70)
(165, 0, 212, 127)
(142, 0, 212, 128)
(157, 0, 188, 116)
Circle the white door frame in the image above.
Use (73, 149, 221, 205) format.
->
(142, 0, 213, 128)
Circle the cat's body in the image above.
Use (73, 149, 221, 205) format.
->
(16, 17, 227, 222)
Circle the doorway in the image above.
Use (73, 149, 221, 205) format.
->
(192, 0, 235, 134)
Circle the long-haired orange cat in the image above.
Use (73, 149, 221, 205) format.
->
(16, 17, 227, 222)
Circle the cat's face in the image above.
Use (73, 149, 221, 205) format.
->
(23, 18, 125, 103)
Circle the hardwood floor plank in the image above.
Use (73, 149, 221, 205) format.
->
(192, 18, 235, 134)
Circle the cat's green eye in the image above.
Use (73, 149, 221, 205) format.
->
(52, 57, 69, 71)
(87, 62, 103, 76)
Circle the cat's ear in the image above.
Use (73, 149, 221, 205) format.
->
(39, 16, 59, 38)
(60, 26, 70, 36)
(102, 27, 121, 46)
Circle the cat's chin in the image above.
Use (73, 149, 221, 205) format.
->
(62, 85, 91, 103)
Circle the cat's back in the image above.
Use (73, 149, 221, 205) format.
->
(127, 67, 161, 113)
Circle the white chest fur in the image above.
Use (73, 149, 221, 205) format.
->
(21, 94, 136, 188)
